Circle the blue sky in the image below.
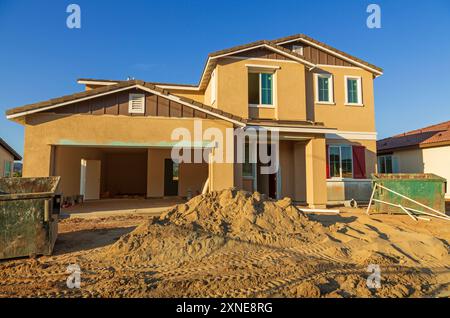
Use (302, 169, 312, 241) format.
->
(1, 0, 450, 157)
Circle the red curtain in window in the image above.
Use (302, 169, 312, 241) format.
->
(352, 146, 366, 179)
(326, 145, 330, 178)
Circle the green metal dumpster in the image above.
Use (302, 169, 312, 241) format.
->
(0, 177, 61, 260)
(372, 173, 446, 214)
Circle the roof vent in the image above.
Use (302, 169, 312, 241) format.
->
(292, 45, 304, 55)
(128, 93, 145, 114)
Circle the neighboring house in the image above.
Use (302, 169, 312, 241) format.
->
(5, 34, 382, 207)
(0, 138, 22, 177)
(377, 120, 450, 198)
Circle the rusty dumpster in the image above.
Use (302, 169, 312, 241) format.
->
(0, 177, 61, 260)
(371, 173, 446, 214)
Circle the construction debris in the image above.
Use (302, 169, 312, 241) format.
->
(367, 182, 450, 222)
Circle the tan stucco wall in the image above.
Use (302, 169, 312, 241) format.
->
(390, 146, 450, 198)
(216, 58, 307, 121)
(311, 66, 376, 132)
(23, 114, 234, 196)
(54, 147, 105, 197)
(179, 161, 209, 197)
(146, 148, 169, 197)
(391, 148, 424, 174)
(248, 107, 276, 119)
(166, 90, 205, 104)
(423, 146, 450, 197)
(305, 137, 327, 208)
(0, 146, 15, 177)
(146, 148, 208, 198)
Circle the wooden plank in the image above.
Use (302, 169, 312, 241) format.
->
(157, 96, 170, 117)
(146, 94, 158, 116)
(169, 101, 182, 117)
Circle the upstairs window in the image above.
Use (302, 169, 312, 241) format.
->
(314, 74, 334, 104)
(345, 76, 363, 105)
(248, 72, 274, 106)
(128, 93, 145, 114)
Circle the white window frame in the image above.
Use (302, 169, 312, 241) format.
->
(314, 73, 334, 105)
(328, 145, 353, 179)
(128, 93, 146, 114)
(248, 70, 277, 109)
(210, 69, 217, 105)
(344, 76, 363, 106)
(292, 45, 304, 55)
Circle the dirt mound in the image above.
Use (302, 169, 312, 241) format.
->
(106, 222, 226, 263)
(100, 189, 328, 264)
(159, 189, 326, 243)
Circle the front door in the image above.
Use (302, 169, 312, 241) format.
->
(80, 159, 101, 200)
(164, 159, 179, 196)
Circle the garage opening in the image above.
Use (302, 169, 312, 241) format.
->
(102, 148, 147, 198)
(54, 146, 147, 200)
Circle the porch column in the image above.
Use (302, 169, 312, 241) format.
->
(305, 136, 327, 208)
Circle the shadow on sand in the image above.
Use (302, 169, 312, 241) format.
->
(53, 226, 137, 255)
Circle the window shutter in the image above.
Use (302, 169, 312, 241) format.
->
(128, 93, 145, 114)
(352, 146, 366, 179)
(326, 145, 330, 178)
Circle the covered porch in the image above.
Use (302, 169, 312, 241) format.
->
(235, 132, 329, 208)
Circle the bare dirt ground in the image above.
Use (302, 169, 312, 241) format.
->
(0, 190, 449, 298)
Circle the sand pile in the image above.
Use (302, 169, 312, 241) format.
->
(160, 189, 326, 242)
(101, 189, 328, 263)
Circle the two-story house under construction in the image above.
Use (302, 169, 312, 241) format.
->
(6, 34, 382, 208)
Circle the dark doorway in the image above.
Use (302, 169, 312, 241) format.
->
(164, 159, 179, 196)
(268, 173, 277, 199)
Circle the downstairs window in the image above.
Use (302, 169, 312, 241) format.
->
(326, 145, 366, 179)
(378, 155, 398, 173)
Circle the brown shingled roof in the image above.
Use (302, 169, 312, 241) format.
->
(78, 34, 382, 92)
(5, 80, 246, 125)
(0, 138, 22, 160)
(208, 39, 315, 66)
(78, 78, 198, 88)
(273, 34, 383, 73)
(377, 120, 450, 152)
